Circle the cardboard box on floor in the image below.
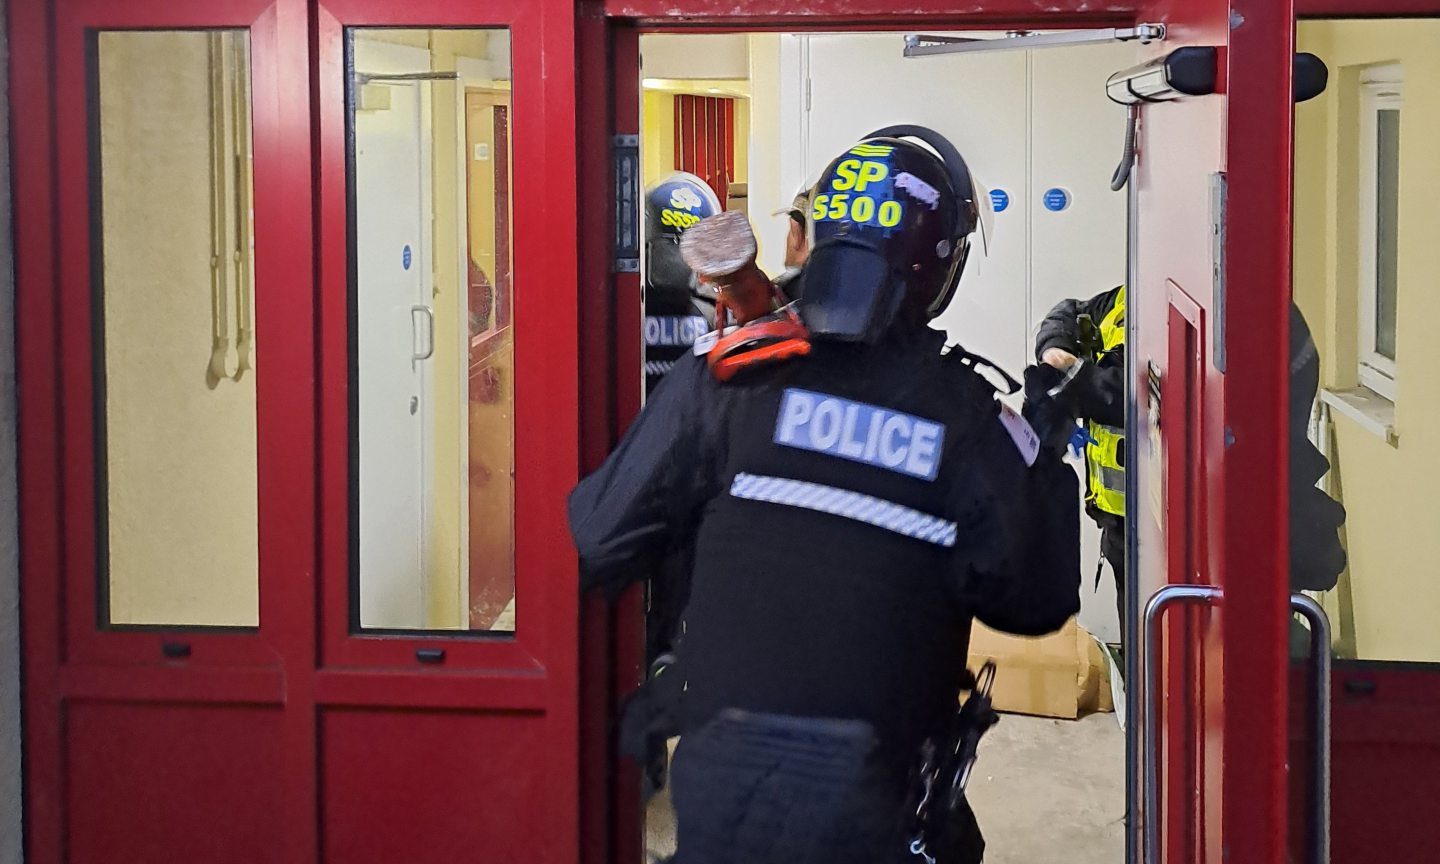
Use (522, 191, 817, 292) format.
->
(966, 618, 1113, 719)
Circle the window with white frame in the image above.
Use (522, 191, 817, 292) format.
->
(1357, 64, 1402, 402)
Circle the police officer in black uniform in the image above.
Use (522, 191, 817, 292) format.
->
(644, 171, 723, 395)
(571, 127, 1081, 864)
(634, 172, 725, 799)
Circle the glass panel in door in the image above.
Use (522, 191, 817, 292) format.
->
(92, 30, 259, 628)
(348, 28, 516, 632)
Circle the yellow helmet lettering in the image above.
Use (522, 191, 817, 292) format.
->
(831, 159, 861, 191)
(660, 208, 700, 230)
(854, 161, 889, 192)
(851, 195, 876, 223)
(878, 200, 903, 228)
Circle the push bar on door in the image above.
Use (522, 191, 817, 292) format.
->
(1142, 586, 1332, 864)
(1290, 593, 1332, 864)
(1142, 584, 1221, 864)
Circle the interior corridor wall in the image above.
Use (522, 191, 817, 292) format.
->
(1294, 19, 1440, 663)
(751, 34, 1133, 641)
(0, 0, 23, 857)
(96, 32, 260, 626)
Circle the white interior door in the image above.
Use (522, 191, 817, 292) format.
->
(354, 40, 435, 628)
(803, 33, 1031, 375)
(1027, 41, 1133, 642)
(797, 35, 1131, 641)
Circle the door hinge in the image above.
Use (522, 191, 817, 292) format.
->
(1210, 172, 1227, 373)
(613, 134, 641, 274)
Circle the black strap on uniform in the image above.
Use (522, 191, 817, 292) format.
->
(942, 344, 1022, 396)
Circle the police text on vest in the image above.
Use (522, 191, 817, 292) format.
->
(645, 315, 709, 348)
(774, 389, 945, 481)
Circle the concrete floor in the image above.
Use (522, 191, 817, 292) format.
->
(967, 712, 1126, 863)
(645, 712, 1126, 863)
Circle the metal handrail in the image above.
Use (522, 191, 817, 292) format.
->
(1142, 584, 1222, 864)
(1141, 586, 1332, 864)
(1291, 593, 1333, 864)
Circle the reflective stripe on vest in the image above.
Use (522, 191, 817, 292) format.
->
(729, 472, 958, 547)
(1086, 287, 1126, 516)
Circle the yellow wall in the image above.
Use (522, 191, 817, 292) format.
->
(643, 90, 675, 187)
(97, 31, 259, 626)
(641, 88, 751, 192)
(1294, 19, 1440, 662)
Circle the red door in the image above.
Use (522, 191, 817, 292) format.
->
(313, 1, 579, 861)
(1129, 0, 1300, 862)
(15, 0, 580, 861)
(14, 1, 316, 860)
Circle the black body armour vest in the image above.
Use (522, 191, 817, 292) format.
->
(680, 337, 1010, 759)
(645, 286, 716, 396)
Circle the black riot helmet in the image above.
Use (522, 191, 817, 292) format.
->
(644, 171, 723, 302)
(799, 126, 981, 343)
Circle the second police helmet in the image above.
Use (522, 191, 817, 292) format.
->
(799, 126, 985, 344)
(644, 171, 723, 300)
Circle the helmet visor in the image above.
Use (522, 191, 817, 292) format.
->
(798, 237, 899, 342)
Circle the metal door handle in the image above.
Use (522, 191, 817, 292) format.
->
(1142, 584, 1222, 864)
(1291, 593, 1332, 864)
(412, 304, 435, 361)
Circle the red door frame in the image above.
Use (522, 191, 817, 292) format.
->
(581, 4, 1297, 864)
(1126, 0, 1299, 860)
(574, 11, 646, 861)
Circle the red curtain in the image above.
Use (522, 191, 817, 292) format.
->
(673, 94, 735, 207)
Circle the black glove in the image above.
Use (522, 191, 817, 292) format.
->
(1022, 364, 1079, 456)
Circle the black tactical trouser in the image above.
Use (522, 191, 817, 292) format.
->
(1099, 519, 1126, 644)
(667, 710, 920, 864)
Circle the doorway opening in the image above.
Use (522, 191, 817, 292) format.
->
(633, 29, 1133, 864)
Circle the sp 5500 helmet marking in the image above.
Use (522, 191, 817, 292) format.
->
(799, 126, 982, 344)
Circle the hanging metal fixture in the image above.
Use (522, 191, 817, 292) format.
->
(903, 25, 1165, 58)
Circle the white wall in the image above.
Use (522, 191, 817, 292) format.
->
(746, 34, 807, 275)
(642, 33, 749, 81)
(1, 0, 23, 857)
(750, 33, 1131, 641)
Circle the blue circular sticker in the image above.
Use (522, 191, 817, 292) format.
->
(1043, 188, 1071, 212)
(989, 188, 1010, 213)
(402, 244, 413, 270)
